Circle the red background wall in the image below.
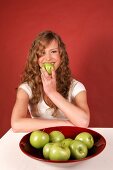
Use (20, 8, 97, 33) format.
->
(0, 0, 113, 137)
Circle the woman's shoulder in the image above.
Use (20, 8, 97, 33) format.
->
(71, 78, 86, 88)
(18, 82, 32, 99)
(69, 78, 86, 98)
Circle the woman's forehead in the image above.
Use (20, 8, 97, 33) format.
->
(39, 39, 58, 49)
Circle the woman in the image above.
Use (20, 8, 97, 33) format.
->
(11, 30, 90, 132)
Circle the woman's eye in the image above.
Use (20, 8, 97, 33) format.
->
(51, 50, 57, 53)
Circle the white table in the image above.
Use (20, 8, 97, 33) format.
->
(0, 128, 113, 170)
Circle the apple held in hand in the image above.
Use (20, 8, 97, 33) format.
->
(49, 130, 65, 143)
(30, 130, 49, 149)
(61, 138, 73, 147)
(69, 140, 88, 160)
(43, 62, 54, 75)
(75, 132, 94, 149)
(49, 143, 71, 161)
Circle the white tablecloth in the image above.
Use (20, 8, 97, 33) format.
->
(0, 128, 113, 170)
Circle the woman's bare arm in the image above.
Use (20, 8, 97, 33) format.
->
(11, 89, 74, 133)
(41, 69, 90, 128)
(48, 90, 90, 128)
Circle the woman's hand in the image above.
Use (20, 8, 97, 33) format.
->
(40, 67, 57, 96)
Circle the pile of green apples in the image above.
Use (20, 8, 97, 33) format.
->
(29, 130, 94, 161)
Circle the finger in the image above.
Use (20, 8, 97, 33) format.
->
(51, 69, 56, 79)
(40, 66, 45, 74)
(41, 70, 52, 83)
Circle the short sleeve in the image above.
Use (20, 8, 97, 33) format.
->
(69, 79, 86, 99)
(18, 83, 32, 99)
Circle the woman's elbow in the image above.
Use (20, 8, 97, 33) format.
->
(80, 119, 89, 128)
(11, 123, 18, 133)
(75, 116, 90, 128)
(11, 120, 21, 133)
(80, 111, 90, 128)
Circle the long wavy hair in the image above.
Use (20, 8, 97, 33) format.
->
(21, 30, 72, 114)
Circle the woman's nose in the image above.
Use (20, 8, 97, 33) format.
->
(45, 53, 51, 61)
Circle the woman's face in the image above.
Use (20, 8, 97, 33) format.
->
(38, 40, 61, 71)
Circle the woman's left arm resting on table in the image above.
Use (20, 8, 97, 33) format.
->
(48, 90, 90, 128)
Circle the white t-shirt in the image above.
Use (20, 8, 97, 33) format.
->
(19, 79, 86, 120)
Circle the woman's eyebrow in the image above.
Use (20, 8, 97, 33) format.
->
(50, 47, 58, 50)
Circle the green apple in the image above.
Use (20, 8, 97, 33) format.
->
(75, 132, 94, 149)
(29, 130, 49, 149)
(61, 138, 73, 147)
(43, 142, 54, 159)
(49, 143, 71, 161)
(49, 130, 65, 143)
(43, 62, 54, 75)
(69, 140, 88, 160)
